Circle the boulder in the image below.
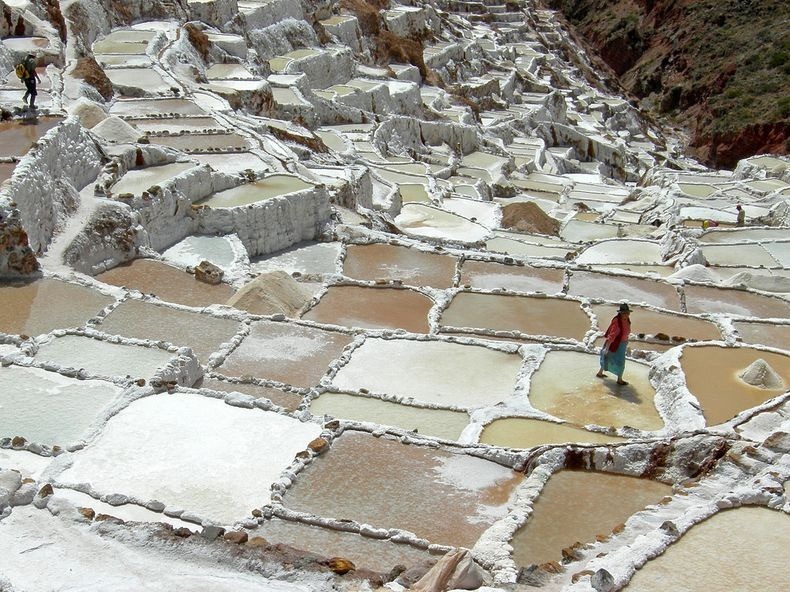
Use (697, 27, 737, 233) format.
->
(410, 548, 484, 592)
(195, 260, 224, 285)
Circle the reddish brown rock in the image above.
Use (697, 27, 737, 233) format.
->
(223, 531, 249, 544)
(327, 557, 355, 575)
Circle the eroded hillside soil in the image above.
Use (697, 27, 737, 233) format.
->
(546, 0, 790, 168)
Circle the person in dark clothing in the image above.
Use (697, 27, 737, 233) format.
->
(21, 53, 41, 109)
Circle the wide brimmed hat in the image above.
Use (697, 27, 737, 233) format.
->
(619, 303, 632, 313)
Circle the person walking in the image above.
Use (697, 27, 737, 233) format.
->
(596, 303, 632, 385)
(20, 53, 41, 109)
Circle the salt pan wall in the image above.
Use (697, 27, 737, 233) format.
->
(0, 118, 102, 254)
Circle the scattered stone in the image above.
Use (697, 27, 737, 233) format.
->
(78, 507, 96, 520)
(201, 525, 225, 541)
(327, 557, 355, 575)
(409, 548, 484, 591)
(194, 260, 223, 285)
(11, 436, 26, 448)
(660, 520, 680, 537)
(246, 536, 269, 548)
(251, 508, 263, 518)
(223, 531, 248, 544)
(308, 437, 330, 454)
(37, 484, 54, 498)
(173, 527, 194, 537)
(591, 568, 615, 592)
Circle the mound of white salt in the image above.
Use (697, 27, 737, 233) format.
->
(226, 270, 310, 316)
(738, 358, 785, 389)
(668, 263, 717, 284)
(91, 116, 141, 144)
(721, 272, 790, 294)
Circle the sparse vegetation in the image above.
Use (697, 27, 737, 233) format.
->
(546, 0, 789, 167)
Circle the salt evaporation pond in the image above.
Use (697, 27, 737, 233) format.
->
(283, 431, 523, 548)
(0, 279, 113, 337)
(130, 117, 224, 134)
(219, 320, 353, 388)
(56, 393, 321, 525)
(459, 260, 566, 293)
(684, 284, 789, 317)
(702, 243, 777, 267)
(302, 285, 432, 332)
(195, 175, 315, 207)
(625, 507, 790, 591)
(699, 228, 789, 244)
(395, 203, 490, 243)
(104, 68, 173, 94)
(189, 151, 268, 174)
(34, 335, 175, 380)
(529, 351, 663, 430)
(148, 133, 249, 152)
(109, 162, 196, 196)
(256, 517, 435, 574)
(343, 243, 457, 288)
(251, 241, 341, 276)
(681, 345, 790, 425)
(331, 338, 523, 407)
(194, 376, 303, 411)
(440, 293, 590, 340)
(161, 234, 241, 271)
(309, 392, 469, 440)
(109, 98, 207, 117)
(733, 321, 790, 351)
(0, 365, 121, 447)
(99, 299, 240, 362)
(591, 304, 721, 342)
(575, 240, 662, 265)
(96, 259, 235, 307)
(568, 271, 681, 311)
(0, 162, 16, 184)
(485, 236, 572, 259)
(480, 418, 625, 448)
(0, 117, 63, 158)
(511, 470, 671, 567)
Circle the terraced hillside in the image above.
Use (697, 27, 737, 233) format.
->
(546, 0, 790, 168)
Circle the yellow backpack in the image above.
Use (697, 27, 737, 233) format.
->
(15, 63, 28, 79)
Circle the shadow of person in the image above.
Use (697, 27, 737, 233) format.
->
(604, 381, 641, 404)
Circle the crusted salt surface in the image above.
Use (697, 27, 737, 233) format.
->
(56, 392, 321, 524)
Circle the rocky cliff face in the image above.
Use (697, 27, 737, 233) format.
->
(545, 0, 790, 168)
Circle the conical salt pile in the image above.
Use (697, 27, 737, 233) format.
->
(738, 359, 785, 389)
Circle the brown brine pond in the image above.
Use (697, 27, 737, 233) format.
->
(624, 507, 790, 591)
(302, 286, 433, 332)
(0, 279, 113, 337)
(0, 117, 63, 158)
(480, 418, 625, 448)
(95, 259, 234, 308)
(440, 293, 590, 341)
(680, 345, 790, 425)
(683, 285, 790, 318)
(343, 243, 457, 289)
(529, 351, 663, 431)
(568, 271, 681, 311)
(511, 470, 671, 567)
(193, 376, 303, 411)
(283, 431, 523, 548)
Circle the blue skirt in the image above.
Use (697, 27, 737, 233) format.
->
(600, 341, 627, 376)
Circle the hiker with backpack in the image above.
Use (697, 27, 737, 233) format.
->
(16, 53, 41, 109)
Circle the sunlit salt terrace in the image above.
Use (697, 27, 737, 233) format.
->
(1, 2, 789, 591)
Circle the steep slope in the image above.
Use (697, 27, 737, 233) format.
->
(545, 0, 790, 168)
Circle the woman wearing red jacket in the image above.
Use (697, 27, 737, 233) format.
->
(596, 303, 631, 385)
